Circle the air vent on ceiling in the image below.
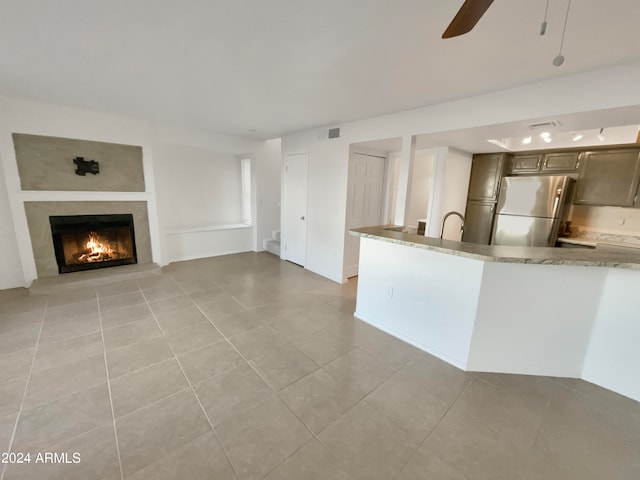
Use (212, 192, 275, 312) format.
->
(328, 127, 340, 139)
(527, 121, 561, 130)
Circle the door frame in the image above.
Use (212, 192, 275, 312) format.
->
(343, 146, 389, 280)
(282, 151, 309, 266)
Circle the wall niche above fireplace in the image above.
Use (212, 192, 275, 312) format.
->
(50, 214, 138, 274)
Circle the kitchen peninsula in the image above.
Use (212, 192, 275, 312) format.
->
(350, 226, 640, 401)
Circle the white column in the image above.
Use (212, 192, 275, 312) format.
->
(393, 135, 415, 226)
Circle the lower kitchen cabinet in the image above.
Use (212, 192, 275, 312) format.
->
(462, 201, 495, 244)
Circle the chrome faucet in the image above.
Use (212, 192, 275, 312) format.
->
(440, 211, 465, 239)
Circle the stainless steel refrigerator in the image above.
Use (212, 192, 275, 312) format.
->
(491, 175, 575, 247)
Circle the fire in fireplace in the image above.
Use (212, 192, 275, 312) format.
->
(49, 214, 137, 274)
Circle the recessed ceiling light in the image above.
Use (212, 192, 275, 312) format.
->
(522, 136, 532, 145)
(543, 136, 552, 143)
(540, 132, 551, 139)
(572, 133, 583, 141)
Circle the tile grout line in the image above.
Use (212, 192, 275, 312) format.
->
(148, 269, 396, 477)
(97, 291, 125, 480)
(181, 275, 373, 479)
(523, 383, 556, 479)
(124, 267, 352, 478)
(176, 276, 326, 477)
(138, 281, 243, 480)
(390, 376, 475, 480)
(1, 297, 49, 480)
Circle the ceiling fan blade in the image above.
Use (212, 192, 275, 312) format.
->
(442, 0, 494, 39)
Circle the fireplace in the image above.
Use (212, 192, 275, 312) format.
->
(49, 214, 137, 274)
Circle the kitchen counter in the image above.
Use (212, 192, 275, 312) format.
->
(350, 226, 640, 270)
(350, 225, 640, 402)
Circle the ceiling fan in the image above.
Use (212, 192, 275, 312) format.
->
(442, 0, 494, 39)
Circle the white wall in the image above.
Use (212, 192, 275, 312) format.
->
(0, 152, 23, 289)
(468, 262, 605, 377)
(154, 144, 244, 229)
(152, 124, 282, 260)
(424, 148, 472, 239)
(0, 96, 281, 288)
(282, 135, 349, 282)
(355, 237, 483, 368)
(254, 138, 282, 251)
(281, 62, 640, 282)
(153, 142, 252, 263)
(405, 150, 433, 229)
(582, 268, 640, 401)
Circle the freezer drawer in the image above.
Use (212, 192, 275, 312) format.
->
(491, 214, 562, 247)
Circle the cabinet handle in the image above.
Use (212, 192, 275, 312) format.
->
(576, 160, 580, 169)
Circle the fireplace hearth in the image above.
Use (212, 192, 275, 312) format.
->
(49, 214, 137, 274)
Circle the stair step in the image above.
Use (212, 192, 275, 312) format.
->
(265, 239, 280, 256)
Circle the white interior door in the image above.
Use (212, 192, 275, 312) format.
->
(344, 152, 385, 278)
(283, 153, 308, 266)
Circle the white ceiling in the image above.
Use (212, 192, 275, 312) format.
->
(1, 1, 640, 138)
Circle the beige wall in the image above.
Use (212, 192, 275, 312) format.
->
(14, 133, 145, 192)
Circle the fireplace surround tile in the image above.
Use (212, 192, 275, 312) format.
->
(24, 201, 152, 279)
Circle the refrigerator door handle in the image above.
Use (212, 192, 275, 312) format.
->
(552, 188, 562, 217)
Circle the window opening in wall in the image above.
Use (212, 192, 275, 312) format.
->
(241, 157, 252, 224)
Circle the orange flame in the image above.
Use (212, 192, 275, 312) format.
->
(79, 232, 115, 262)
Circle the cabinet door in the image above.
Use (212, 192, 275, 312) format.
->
(542, 152, 580, 172)
(462, 201, 495, 245)
(511, 154, 542, 174)
(575, 150, 640, 207)
(468, 154, 507, 201)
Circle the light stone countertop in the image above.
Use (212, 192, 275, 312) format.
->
(350, 226, 640, 271)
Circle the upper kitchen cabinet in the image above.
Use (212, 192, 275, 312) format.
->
(541, 152, 580, 172)
(511, 151, 580, 174)
(511, 154, 542, 174)
(467, 153, 511, 202)
(575, 149, 640, 207)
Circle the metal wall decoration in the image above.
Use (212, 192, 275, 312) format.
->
(73, 157, 100, 176)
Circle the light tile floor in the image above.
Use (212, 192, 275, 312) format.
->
(0, 252, 639, 480)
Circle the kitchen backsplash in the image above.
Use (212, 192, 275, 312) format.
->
(568, 205, 640, 238)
